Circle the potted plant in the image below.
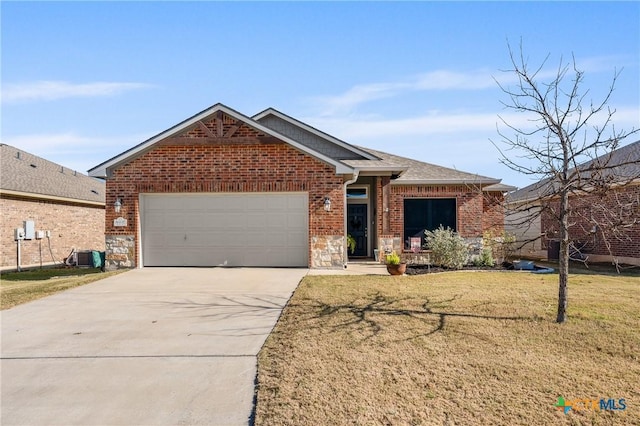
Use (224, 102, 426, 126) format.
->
(385, 251, 407, 275)
(347, 234, 356, 255)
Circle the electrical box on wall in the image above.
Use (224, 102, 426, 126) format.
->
(24, 220, 35, 240)
(36, 230, 45, 239)
(15, 228, 25, 241)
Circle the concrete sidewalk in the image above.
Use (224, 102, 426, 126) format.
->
(1, 267, 306, 426)
(308, 261, 388, 275)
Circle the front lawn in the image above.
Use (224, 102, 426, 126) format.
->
(256, 272, 640, 425)
(1, 268, 126, 309)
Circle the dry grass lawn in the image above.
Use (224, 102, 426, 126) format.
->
(256, 271, 639, 425)
(1, 268, 125, 309)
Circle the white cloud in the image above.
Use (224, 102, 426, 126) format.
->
(413, 70, 499, 90)
(312, 54, 632, 117)
(312, 69, 519, 116)
(2, 81, 153, 103)
(307, 111, 522, 142)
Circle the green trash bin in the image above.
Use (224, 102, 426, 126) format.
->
(91, 250, 106, 270)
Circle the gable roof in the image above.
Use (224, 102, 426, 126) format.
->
(1, 144, 105, 205)
(507, 140, 640, 203)
(88, 103, 354, 178)
(253, 108, 379, 161)
(87, 102, 509, 188)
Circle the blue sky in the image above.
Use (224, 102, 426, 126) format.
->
(2, 1, 639, 188)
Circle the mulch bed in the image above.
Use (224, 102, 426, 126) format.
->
(405, 263, 510, 275)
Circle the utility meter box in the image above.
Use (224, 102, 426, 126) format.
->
(15, 228, 25, 241)
(24, 220, 35, 240)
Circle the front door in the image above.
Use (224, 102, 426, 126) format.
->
(347, 204, 368, 257)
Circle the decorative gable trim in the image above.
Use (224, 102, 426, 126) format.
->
(88, 103, 354, 178)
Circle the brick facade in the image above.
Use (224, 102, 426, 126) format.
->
(387, 184, 503, 239)
(374, 182, 505, 260)
(1, 195, 105, 269)
(541, 184, 640, 262)
(100, 110, 509, 269)
(482, 191, 507, 236)
(104, 115, 344, 268)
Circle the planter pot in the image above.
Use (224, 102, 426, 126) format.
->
(386, 263, 407, 275)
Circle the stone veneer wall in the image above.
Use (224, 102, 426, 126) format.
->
(378, 236, 402, 260)
(311, 235, 344, 268)
(105, 235, 135, 269)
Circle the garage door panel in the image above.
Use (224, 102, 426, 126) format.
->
(286, 196, 306, 209)
(287, 214, 307, 228)
(245, 213, 267, 229)
(142, 193, 308, 267)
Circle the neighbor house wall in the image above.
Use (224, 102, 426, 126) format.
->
(1, 196, 105, 270)
(505, 203, 545, 259)
(104, 115, 345, 269)
(541, 184, 640, 265)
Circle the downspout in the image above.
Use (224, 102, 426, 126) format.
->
(343, 170, 360, 268)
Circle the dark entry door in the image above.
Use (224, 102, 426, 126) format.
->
(347, 204, 368, 257)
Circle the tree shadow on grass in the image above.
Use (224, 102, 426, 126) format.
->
(298, 292, 539, 342)
(0, 268, 101, 281)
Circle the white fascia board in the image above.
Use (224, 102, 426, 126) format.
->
(352, 165, 409, 175)
(89, 103, 354, 177)
(253, 108, 380, 161)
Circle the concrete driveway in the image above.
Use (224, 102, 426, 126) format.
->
(1, 267, 307, 426)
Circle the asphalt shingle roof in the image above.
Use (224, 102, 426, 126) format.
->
(507, 140, 640, 203)
(349, 146, 502, 185)
(1, 144, 105, 204)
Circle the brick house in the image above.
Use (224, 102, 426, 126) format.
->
(506, 140, 640, 266)
(88, 103, 511, 269)
(0, 144, 105, 270)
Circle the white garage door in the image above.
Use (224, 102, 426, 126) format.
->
(141, 193, 309, 267)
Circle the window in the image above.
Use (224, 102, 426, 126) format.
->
(404, 198, 457, 249)
(347, 187, 368, 199)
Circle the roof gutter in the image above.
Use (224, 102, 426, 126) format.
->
(343, 169, 360, 268)
(390, 178, 500, 185)
(0, 189, 105, 207)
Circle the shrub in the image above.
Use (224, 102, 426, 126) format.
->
(482, 230, 516, 263)
(424, 226, 469, 269)
(479, 247, 495, 267)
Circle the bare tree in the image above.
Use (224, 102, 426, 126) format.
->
(494, 43, 639, 323)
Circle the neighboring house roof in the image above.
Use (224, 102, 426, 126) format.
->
(88, 103, 509, 189)
(1, 144, 105, 205)
(507, 140, 640, 203)
(88, 103, 354, 178)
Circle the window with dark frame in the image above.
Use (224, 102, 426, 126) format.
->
(403, 198, 457, 249)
